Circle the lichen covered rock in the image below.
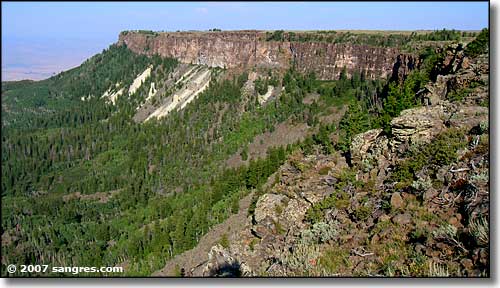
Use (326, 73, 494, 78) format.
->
(390, 105, 445, 147)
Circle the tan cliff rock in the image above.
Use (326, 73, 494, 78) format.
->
(118, 31, 415, 80)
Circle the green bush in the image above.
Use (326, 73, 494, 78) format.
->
(300, 221, 338, 244)
(254, 78, 269, 95)
(354, 205, 372, 221)
(240, 146, 249, 161)
(318, 166, 330, 175)
(220, 233, 229, 248)
(447, 87, 471, 102)
(391, 129, 467, 184)
(266, 30, 285, 41)
(465, 28, 489, 58)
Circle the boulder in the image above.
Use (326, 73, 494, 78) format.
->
(392, 213, 412, 226)
(437, 43, 466, 74)
(252, 221, 275, 239)
(390, 192, 405, 210)
(390, 105, 445, 148)
(418, 78, 448, 106)
(281, 198, 310, 227)
(448, 106, 488, 130)
(254, 194, 287, 223)
(301, 185, 332, 204)
(350, 128, 383, 164)
(423, 188, 439, 201)
(203, 244, 244, 277)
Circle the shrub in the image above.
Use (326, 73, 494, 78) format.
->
(464, 28, 489, 58)
(274, 220, 286, 235)
(429, 130, 466, 166)
(411, 177, 432, 193)
(290, 159, 308, 173)
(305, 205, 324, 224)
(281, 242, 320, 273)
(409, 228, 429, 244)
(470, 171, 489, 183)
(220, 233, 229, 248)
(390, 129, 467, 184)
(300, 229, 315, 245)
(249, 238, 258, 251)
(274, 203, 283, 215)
(469, 216, 488, 247)
(300, 221, 338, 244)
(360, 154, 375, 173)
(447, 87, 471, 102)
(428, 261, 449, 277)
(318, 166, 330, 175)
(334, 198, 350, 210)
(173, 265, 184, 277)
(254, 78, 269, 95)
(354, 205, 372, 221)
(432, 224, 458, 242)
(266, 30, 285, 42)
(319, 247, 351, 274)
(313, 221, 338, 243)
(479, 121, 489, 134)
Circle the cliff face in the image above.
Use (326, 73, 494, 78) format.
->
(152, 45, 489, 277)
(118, 31, 412, 80)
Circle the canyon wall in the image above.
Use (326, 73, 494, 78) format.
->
(118, 31, 415, 80)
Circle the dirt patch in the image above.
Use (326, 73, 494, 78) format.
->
(62, 189, 121, 203)
(226, 121, 311, 169)
(319, 105, 347, 125)
(302, 92, 320, 105)
(226, 105, 346, 169)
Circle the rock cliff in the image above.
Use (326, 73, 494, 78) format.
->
(118, 31, 413, 80)
(152, 37, 489, 277)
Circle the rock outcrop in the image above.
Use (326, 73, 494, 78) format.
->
(151, 34, 489, 278)
(118, 31, 415, 80)
(350, 128, 383, 164)
(390, 105, 446, 147)
(203, 245, 252, 277)
(391, 54, 420, 83)
(417, 44, 488, 106)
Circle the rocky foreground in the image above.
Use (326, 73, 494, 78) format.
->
(157, 43, 489, 277)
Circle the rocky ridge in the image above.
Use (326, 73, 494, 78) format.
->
(179, 42, 489, 277)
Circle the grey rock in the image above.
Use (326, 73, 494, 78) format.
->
(390, 105, 445, 149)
(203, 244, 244, 277)
(350, 129, 383, 165)
(392, 213, 412, 226)
(254, 194, 287, 223)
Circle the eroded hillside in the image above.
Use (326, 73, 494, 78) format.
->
(153, 30, 489, 277)
(1, 28, 488, 277)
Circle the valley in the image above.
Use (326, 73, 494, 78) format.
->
(1, 27, 489, 278)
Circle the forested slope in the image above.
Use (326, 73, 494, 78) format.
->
(1, 28, 488, 277)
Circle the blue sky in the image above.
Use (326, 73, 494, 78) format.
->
(2, 1, 489, 80)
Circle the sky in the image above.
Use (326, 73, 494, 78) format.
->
(2, 1, 489, 81)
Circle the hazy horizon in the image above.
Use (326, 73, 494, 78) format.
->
(2, 1, 489, 81)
